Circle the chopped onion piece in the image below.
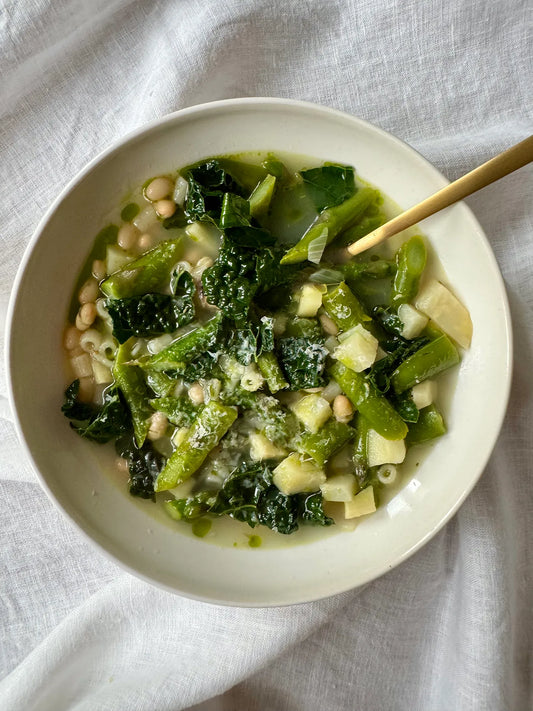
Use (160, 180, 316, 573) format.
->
(307, 227, 328, 264)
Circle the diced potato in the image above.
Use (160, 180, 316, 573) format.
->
(367, 429, 406, 467)
(320, 473, 357, 502)
(105, 245, 134, 275)
(71, 353, 92, 379)
(333, 324, 378, 372)
(344, 485, 376, 519)
(240, 363, 264, 392)
(273, 453, 326, 495)
(297, 283, 325, 317)
(292, 394, 332, 433)
(415, 279, 473, 348)
(398, 303, 428, 339)
(249, 433, 287, 461)
(411, 380, 437, 409)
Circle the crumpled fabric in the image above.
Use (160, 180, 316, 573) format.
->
(0, 1, 531, 709)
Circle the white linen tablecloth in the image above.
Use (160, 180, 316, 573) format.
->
(0, 1, 531, 709)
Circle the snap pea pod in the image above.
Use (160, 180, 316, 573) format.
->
(280, 188, 377, 264)
(101, 239, 183, 299)
(330, 362, 408, 441)
(257, 352, 288, 393)
(353, 413, 370, 489)
(406, 404, 446, 445)
(147, 312, 223, 372)
(154, 401, 238, 491)
(296, 419, 354, 467)
(391, 235, 427, 305)
(321, 281, 372, 331)
(113, 341, 152, 447)
(391, 334, 459, 394)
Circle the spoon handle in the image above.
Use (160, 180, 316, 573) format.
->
(347, 134, 533, 256)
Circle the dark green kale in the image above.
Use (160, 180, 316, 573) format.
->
(278, 337, 328, 390)
(105, 267, 196, 344)
(183, 160, 245, 223)
(300, 164, 356, 212)
(367, 336, 428, 394)
(372, 306, 404, 337)
(106, 293, 195, 344)
(162, 207, 187, 230)
(392, 391, 420, 423)
(62, 380, 132, 444)
(219, 193, 251, 228)
(284, 317, 323, 340)
(226, 316, 275, 366)
(202, 233, 290, 325)
(115, 435, 166, 500)
(171, 463, 333, 535)
(297, 491, 334, 526)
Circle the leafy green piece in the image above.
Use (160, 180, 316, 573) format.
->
(255, 487, 299, 534)
(297, 492, 334, 526)
(300, 164, 356, 212)
(221, 389, 297, 447)
(367, 336, 428, 394)
(226, 316, 274, 366)
(115, 435, 166, 500)
(284, 317, 323, 340)
(149, 396, 201, 427)
(121, 203, 140, 222)
(106, 293, 195, 344)
(183, 160, 244, 223)
(164, 493, 215, 521)
(372, 306, 404, 337)
(202, 233, 288, 325)
(62, 380, 131, 444)
(278, 337, 328, 390)
(392, 391, 420, 423)
(220, 193, 250, 228)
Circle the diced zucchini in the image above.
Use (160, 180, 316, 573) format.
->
(333, 324, 378, 372)
(411, 380, 437, 410)
(273, 453, 326, 495)
(367, 428, 406, 467)
(249, 173, 277, 217)
(415, 279, 473, 348)
(249, 432, 287, 461)
(172, 427, 190, 447)
(297, 283, 325, 317)
(292, 394, 332, 433)
(320, 473, 357, 502)
(397, 303, 428, 339)
(344, 485, 376, 519)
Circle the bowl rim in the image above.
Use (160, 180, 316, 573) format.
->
(6, 97, 513, 606)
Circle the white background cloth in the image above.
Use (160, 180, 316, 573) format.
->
(0, 1, 532, 709)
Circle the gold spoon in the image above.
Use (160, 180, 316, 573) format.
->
(347, 134, 533, 256)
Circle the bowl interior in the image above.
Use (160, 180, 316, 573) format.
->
(7, 99, 511, 605)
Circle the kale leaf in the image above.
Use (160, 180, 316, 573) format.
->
(115, 435, 166, 500)
(106, 293, 195, 344)
(62, 380, 132, 444)
(367, 336, 428, 394)
(183, 160, 245, 223)
(278, 337, 328, 390)
(300, 164, 356, 212)
(105, 267, 196, 344)
(148, 395, 202, 427)
(297, 491, 334, 526)
(171, 462, 333, 535)
(391, 391, 420, 423)
(202, 234, 289, 325)
(219, 193, 250, 228)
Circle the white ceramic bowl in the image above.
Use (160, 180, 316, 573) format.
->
(7, 98, 512, 606)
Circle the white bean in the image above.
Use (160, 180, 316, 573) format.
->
(117, 223, 139, 250)
(145, 177, 174, 202)
(78, 277, 99, 305)
(188, 382, 205, 406)
(92, 259, 107, 281)
(78, 302, 97, 327)
(155, 199, 176, 218)
(137, 233, 155, 252)
(333, 395, 354, 423)
(147, 411, 168, 441)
